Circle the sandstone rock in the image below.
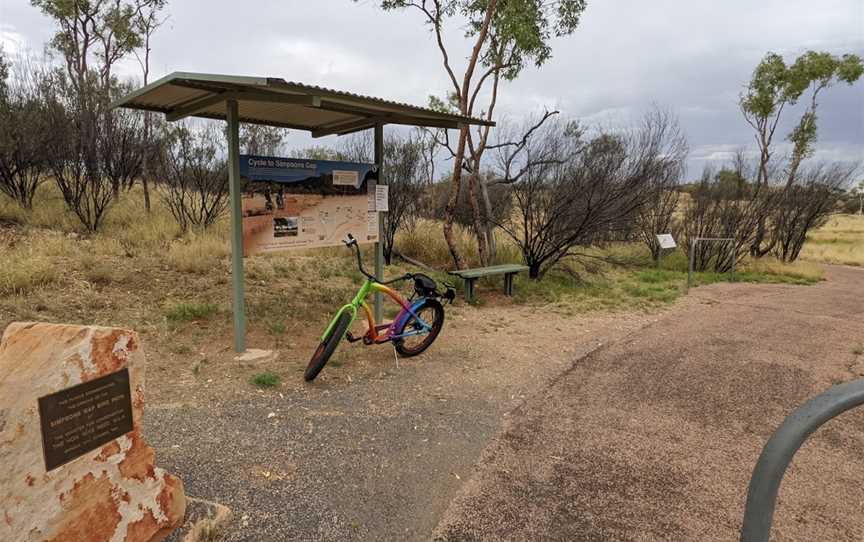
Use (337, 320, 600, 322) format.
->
(0, 322, 186, 542)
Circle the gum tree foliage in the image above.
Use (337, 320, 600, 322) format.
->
(375, 0, 588, 269)
(31, 0, 158, 218)
(157, 123, 229, 231)
(428, 172, 512, 230)
(0, 53, 53, 209)
(31, 0, 143, 91)
(492, 114, 675, 279)
(240, 124, 289, 156)
(740, 50, 863, 256)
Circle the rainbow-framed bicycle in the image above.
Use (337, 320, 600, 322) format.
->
(304, 233, 455, 382)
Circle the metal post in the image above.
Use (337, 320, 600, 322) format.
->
(373, 123, 385, 322)
(226, 100, 246, 353)
(687, 239, 696, 292)
(741, 379, 864, 541)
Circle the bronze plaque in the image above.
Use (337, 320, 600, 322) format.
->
(37, 368, 134, 471)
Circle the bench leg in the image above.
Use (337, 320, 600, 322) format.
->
(465, 278, 476, 303)
(504, 273, 516, 296)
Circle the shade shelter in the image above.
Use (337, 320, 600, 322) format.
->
(113, 72, 493, 352)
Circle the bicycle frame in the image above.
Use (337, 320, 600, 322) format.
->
(321, 277, 433, 345)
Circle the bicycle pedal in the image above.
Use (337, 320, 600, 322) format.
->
(345, 332, 362, 343)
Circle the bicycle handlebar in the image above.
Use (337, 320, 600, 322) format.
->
(343, 233, 412, 284)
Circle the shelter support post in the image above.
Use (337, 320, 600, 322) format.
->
(374, 123, 384, 322)
(227, 99, 247, 353)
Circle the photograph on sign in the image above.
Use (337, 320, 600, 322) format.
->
(240, 156, 379, 255)
(656, 233, 677, 249)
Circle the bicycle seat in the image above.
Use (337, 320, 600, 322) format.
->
(413, 274, 438, 297)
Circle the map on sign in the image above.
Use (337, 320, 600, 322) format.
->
(240, 156, 380, 255)
(656, 233, 677, 249)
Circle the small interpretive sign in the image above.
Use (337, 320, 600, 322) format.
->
(656, 233, 677, 249)
(375, 185, 389, 212)
(37, 368, 134, 471)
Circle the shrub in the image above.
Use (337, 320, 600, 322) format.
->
(157, 123, 229, 232)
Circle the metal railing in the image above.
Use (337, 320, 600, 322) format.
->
(740, 378, 864, 541)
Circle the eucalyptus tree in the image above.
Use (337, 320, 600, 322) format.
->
(31, 0, 144, 93)
(132, 0, 169, 212)
(740, 50, 863, 256)
(373, 0, 588, 268)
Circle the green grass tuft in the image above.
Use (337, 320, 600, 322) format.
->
(165, 301, 219, 323)
(250, 371, 280, 388)
(267, 321, 287, 335)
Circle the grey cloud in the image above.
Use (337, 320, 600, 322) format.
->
(1, 0, 861, 176)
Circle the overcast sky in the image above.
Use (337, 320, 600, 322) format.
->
(1, 0, 862, 176)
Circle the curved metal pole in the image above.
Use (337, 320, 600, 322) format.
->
(741, 378, 864, 541)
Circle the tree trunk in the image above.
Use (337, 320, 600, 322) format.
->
(528, 262, 542, 279)
(142, 110, 152, 213)
(142, 176, 151, 213)
(479, 179, 496, 262)
(467, 171, 488, 266)
(443, 127, 469, 270)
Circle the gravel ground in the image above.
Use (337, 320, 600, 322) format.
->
(433, 265, 864, 541)
(143, 303, 662, 541)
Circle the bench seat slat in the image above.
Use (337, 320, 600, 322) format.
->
(450, 264, 528, 279)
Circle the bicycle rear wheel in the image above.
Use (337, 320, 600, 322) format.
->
(394, 299, 444, 357)
(305, 311, 352, 382)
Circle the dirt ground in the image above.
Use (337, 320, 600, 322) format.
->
(143, 295, 666, 541)
(434, 265, 864, 541)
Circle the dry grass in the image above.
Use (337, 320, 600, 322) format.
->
(746, 258, 825, 282)
(166, 233, 231, 274)
(397, 219, 523, 269)
(0, 184, 833, 360)
(0, 248, 61, 295)
(800, 214, 864, 267)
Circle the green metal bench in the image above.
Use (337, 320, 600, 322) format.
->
(448, 264, 529, 302)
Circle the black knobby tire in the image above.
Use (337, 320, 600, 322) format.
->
(305, 311, 352, 382)
(394, 299, 444, 357)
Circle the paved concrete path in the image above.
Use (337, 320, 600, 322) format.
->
(145, 305, 659, 541)
(435, 265, 864, 541)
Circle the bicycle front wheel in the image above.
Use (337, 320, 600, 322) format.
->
(305, 311, 352, 382)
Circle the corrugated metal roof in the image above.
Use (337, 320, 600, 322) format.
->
(112, 72, 493, 137)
